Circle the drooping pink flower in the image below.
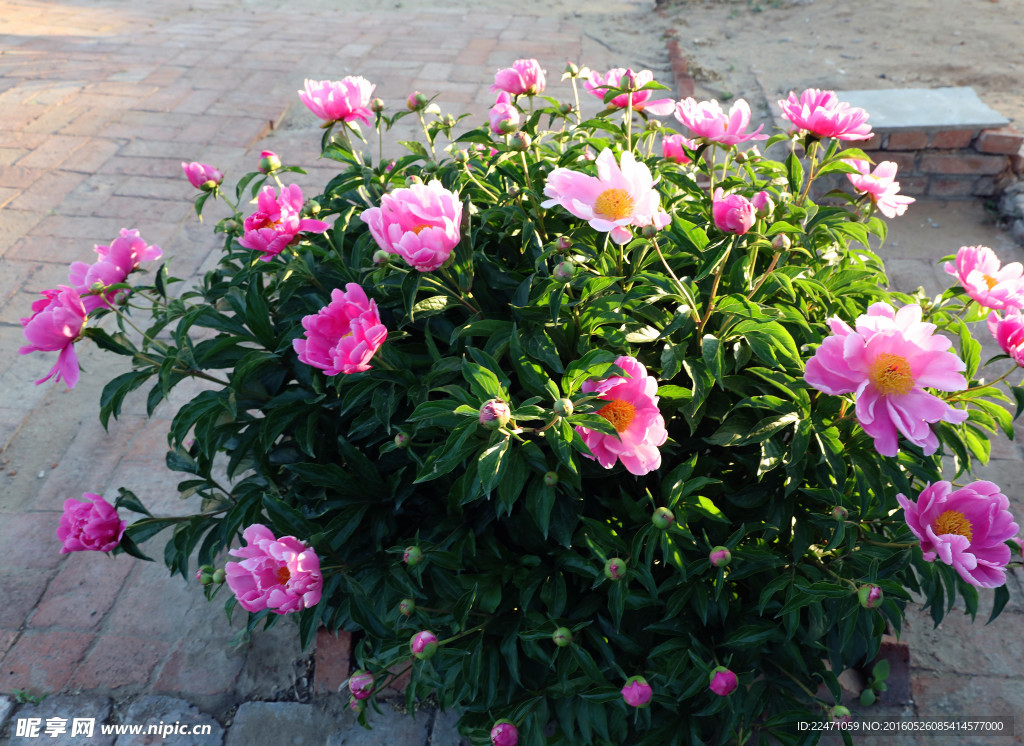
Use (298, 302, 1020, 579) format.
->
(239, 185, 329, 260)
(490, 721, 519, 746)
(489, 91, 520, 134)
(804, 303, 968, 457)
(293, 284, 387, 375)
(778, 89, 873, 141)
(709, 667, 738, 696)
(491, 59, 546, 96)
(541, 148, 670, 245)
(944, 245, 1024, 311)
(69, 229, 163, 311)
(19, 285, 88, 389)
(621, 676, 653, 707)
(711, 188, 757, 235)
(897, 481, 1019, 588)
(584, 68, 675, 116)
(987, 311, 1024, 366)
(298, 77, 375, 125)
(662, 133, 697, 164)
(575, 355, 667, 475)
(56, 493, 126, 553)
(360, 180, 462, 272)
(673, 98, 767, 146)
(224, 524, 323, 614)
(181, 161, 224, 190)
(844, 159, 915, 219)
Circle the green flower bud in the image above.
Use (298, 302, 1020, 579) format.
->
(373, 249, 391, 266)
(552, 627, 573, 647)
(543, 471, 559, 487)
(553, 398, 574, 416)
(407, 91, 428, 111)
(403, 546, 423, 566)
(604, 557, 626, 581)
(553, 261, 575, 283)
(652, 507, 675, 530)
(399, 598, 416, 616)
(212, 568, 225, 584)
(479, 399, 511, 429)
(709, 546, 732, 568)
(394, 431, 410, 448)
(510, 132, 532, 151)
(371, 98, 385, 113)
(772, 233, 792, 251)
(858, 584, 883, 609)
(831, 505, 848, 521)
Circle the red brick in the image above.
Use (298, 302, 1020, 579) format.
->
(4, 170, 88, 213)
(14, 135, 90, 170)
(152, 636, 244, 697)
(862, 150, 916, 173)
(919, 152, 1006, 175)
(0, 512, 66, 571)
(0, 630, 17, 658)
(885, 130, 929, 150)
(972, 176, 999, 197)
(0, 570, 49, 629)
(899, 176, 928, 196)
(977, 126, 1024, 155)
(29, 552, 136, 630)
(927, 129, 975, 149)
(927, 176, 977, 198)
(857, 132, 885, 150)
(313, 628, 351, 695)
(1, 629, 95, 691)
(68, 634, 172, 689)
(1011, 145, 1024, 176)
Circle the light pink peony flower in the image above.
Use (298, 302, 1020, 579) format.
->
(621, 676, 653, 707)
(360, 180, 462, 272)
(239, 185, 329, 261)
(804, 303, 968, 457)
(844, 159, 915, 218)
(57, 493, 126, 553)
(293, 284, 387, 375)
(489, 91, 520, 134)
(19, 285, 88, 389)
(181, 161, 223, 190)
(897, 481, 1019, 588)
(712, 188, 757, 235)
(541, 148, 670, 245)
(224, 524, 323, 614)
(490, 721, 519, 746)
(69, 228, 163, 312)
(298, 77, 375, 125)
(673, 98, 767, 146)
(491, 59, 546, 96)
(662, 133, 697, 164)
(987, 311, 1024, 366)
(584, 68, 675, 116)
(778, 89, 872, 141)
(575, 355, 668, 475)
(709, 667, 738, 696)
(945, 245, 1024, 311)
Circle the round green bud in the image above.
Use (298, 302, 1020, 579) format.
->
(212, 568, 225, 584)
(553, 398, 574, 417)
(709, 546, 732, 568)
(373, 249, 391, 266)
(371, 97, 385, 113)
(399, 598, 416, 616)
(510, 132, 532, 151)
(604, 557, 627, 581)
(552, 627, 573, 647)
(553, 261, 575, 283)
(394, 432, 410, 448)
(652, 507, 675, 530)
(403, 546, 423, 566)
(831, 505, 848, 521)
(543, 471, 559, 487)
(772, 234, 792, 251)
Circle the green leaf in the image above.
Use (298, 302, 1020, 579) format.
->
(462, 358, 504, 400)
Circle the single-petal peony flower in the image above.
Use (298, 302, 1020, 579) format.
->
(674, 98, 767, 146)
(778, 88, 873, 141)
(491, 59, 546, 96)
(181, 161, 224, 190)
(19, 285, 88, 388)
(804, 303, 968, 456)
(57, 493, 126, 553)
(709, 667, 738, 696)
(621, 676, 653, 707)
(489, 91, 520, 134)
(348, 671, 375, 700)
(360, 180, 462, 272)
(844, 159, 915, 219)
(70, 228, 163, 311)
(224, 524, 323, 614)
(662, 133, 698, 164)
(541, 148, 670, 245)
(945, 245, 1024, 312)
(585, 68, 675, 116)
(298, 77, 375, 125)
(574, 355, 668, 475)
(239, 185, 329, 261)
(490, 720, 519, 746)
(988, 311, 1024, 366)
(293, 284, 387, 375)
(897, 481, 1019, 588)
(712, 188, 757, 235)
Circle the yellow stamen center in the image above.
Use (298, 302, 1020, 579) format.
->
(983, 274, 999, 290)
(410, 224, 431, 235)
(593, 188, 635, 221)
(932, 509, 973, 542)
(598, 399, 637, 433)
(275, 566, 291, 585)
(869, 352, 915, 396)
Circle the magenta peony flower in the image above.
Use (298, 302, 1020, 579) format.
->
(56, 493, 126, 553)
(360, 180, 462, 272)
(293, 283, 387, 375)
(19, 285, 88, 389)
(298, 77, 375, 125)
(489, 91, 520, 134)
(804, 302, 968, 457)
(662, 133, 697, 164)
(224, 523, 323, 614)
(348, 670, 375, 700)
(542, 148, 670, 245)
(897, 481, 1019, 588)
(491, 59, 546, 96)
(709, 667, 738, 696)
(988, 311, 1024, 366)
(410, 630, 438, 659)
(584, 68, 675, 116)
(574, 355, 668, 475)
(673, 98, 767, 146)
(711, 188, 757, 235)
(239, 184, 329, 260)
(621, 676, 653, 707)
(181, 161, 223, 190)
(945, 245, 1024, 312)
(69, 228, 163, 311)
(844, 159, 915, 219)
(778, 89, 872, 141)
(490, 720, 519, 746)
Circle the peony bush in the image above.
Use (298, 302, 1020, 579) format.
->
(22, 60, 1024, 745)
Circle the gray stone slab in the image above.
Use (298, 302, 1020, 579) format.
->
(4, 695, 113, 746)
(428, 709, 470, 746)
(0, 696, 13, 735)
(325, 703, 430, 746)
(224, 702, 320, 746)
(836, 87, 1009, 132)
(114, 696, 223, 746)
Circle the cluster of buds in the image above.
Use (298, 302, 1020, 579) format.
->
(195, 564, 225, 586)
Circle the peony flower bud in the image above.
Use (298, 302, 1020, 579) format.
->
(410, 630, 438, 660)
(559, 102, 574, 116)
(751, 190, 775, 219)
(621, 676, 652, 707)
(772, 234, 792, 251)
(553, 261, 575, 283)
(399, 598, 416, 616)
(199, 571, 213, 585)
(394, 431, 410, 448)
(201, 179, 219, 192)
(623, 68, 639, 91)
(552, 627, 573, 647)
(510, 132, 532, 151)
(565, 61, 580, 77)
(709, 546, 731, 567)
(553, 398, 574, 416)
(557, 236, 572, 251)
(831, 506, 848, 521)
(212, 568, 225, 584)
(641, 224, 660, 239)
(543, 471, 559, 487)
(407, 175, 423, 185)
(453, 149, 470, 164)
(652, 507, 675, 530)
(858, 584, 883, 609)
(373, 249, 391, 266)
(407, 91, 428, 111)
(490, 720, 519, 746)
(348, 697, 365, 714)
(348, 670, 375, 700)
(371, 97, 385, 113)
(479, 399, 511, 429)
(604, 557, 626, 581)
(709, 666, 738, 696)
(496, 118, 519, 135)
(830, 705, 852, 723)
(403, 546, 423, 566)
(257, 150, 281, 174)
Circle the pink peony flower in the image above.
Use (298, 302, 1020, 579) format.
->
(348, 671, 375, 700)
(711, 188, 757, 235)
(490, 721, 519, 746)
(224, 524, 323, 614)
(584, 68, 675, 116)
(298, 77, 375, 125)
(897, 481, 1019, 588)
(541, 148, 670, 245)
(662, 133, 697, 164)
(575, 355, 668, 475)
(674, 98, 767, 146)
(804, 303, 968, 457)
(360, 180, 462, 272)
(778, 89, 873, 141)
(69, 228, 163, 312)
(988, 311, 1024, 366)
(489, 91, 520, 134)
(293, 283, 387, 375)
(56, 493, 126, 553)
(239, 185, 329, 261)
(844, 159, 915, 219)
(491, 59, 546, 96)
(709, 667, 738, 696)
(19, 285, 88, 389)
(621, 676, 653, 707)
(181, 161, 223, 190)
(945, 245, 1024, 312)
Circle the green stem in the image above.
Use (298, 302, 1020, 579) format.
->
(696, 237, 736, 337)
(650, 237, 701, 322)
(519, 150, 548, 242)
(416, 111, 437, 160)
(746, 250, 783, 301)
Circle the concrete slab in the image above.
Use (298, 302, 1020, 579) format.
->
(837, 87, 1009, 133)
(114, 696, 223, 746)
(4, 695, 114, 746)
(224, 702, 320, 746)
(325, 703, 431, 746)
